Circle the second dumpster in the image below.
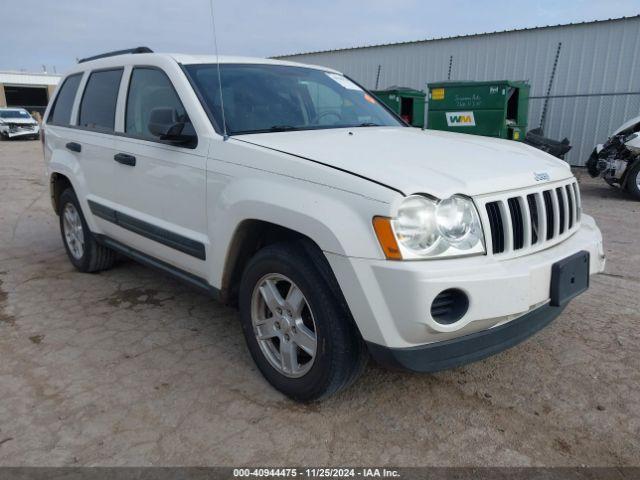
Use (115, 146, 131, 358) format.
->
(373, 86, 426, 128)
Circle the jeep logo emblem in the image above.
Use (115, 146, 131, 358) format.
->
(534, 172, 550, 181)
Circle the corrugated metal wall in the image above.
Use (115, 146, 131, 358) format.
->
(276, 17, 640, 166)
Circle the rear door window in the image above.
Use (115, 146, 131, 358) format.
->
(48, 73, 82, 125)
(78, 69, 123, 131)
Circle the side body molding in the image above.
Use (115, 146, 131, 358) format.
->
(88, 200, 206, 260)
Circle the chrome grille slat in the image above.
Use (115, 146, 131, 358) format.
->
(479, 179, 581, 259)
(498, 200, 514, 253)
(560, 187, 570, 234)
(536, 191, 548, 244)
(572, 183, 581, 221)
(556, 188, 565, 235)
(543, 190, 555, 240)
(485, 201, 504, 254)
(520, 196, 532, 249)
(526, 194, 538, 245)
(507, 197, 524, 250)
(551, 187, 561, 238)
(566, 184, 576, 229)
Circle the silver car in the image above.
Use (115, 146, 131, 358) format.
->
(0, 108, 40, 140)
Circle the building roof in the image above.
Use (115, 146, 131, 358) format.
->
(0, 71, 61, 86)
(273, 15, 640, 58)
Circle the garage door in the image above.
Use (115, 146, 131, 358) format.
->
(4, 85, 49, 116)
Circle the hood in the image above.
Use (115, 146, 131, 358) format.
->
(0, 117, 37, 125)
(237, 127, 572, 198)
(613, 115, 640, 136)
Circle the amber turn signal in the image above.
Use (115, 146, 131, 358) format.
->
(372, 216, 402, 260)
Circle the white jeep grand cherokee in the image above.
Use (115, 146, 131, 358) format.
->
(43, 47, 605, 401)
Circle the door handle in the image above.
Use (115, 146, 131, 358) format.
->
(66, 142, 81, 153)
(114, 153, 136, 166)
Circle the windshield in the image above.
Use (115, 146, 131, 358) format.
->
(185, 64, 403, 135)
(0, 110, 31, 119)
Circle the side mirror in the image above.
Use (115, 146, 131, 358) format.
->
(148, 107, 194, 145)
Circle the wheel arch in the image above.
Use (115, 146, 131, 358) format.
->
(50, 171, 74, 215)
(210, 176, 389, 305)
(219, 219, 332, 306)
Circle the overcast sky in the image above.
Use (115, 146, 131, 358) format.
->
(1, 0, 639, 73)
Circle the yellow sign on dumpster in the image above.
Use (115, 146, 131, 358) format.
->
(431, 88, 445, 100)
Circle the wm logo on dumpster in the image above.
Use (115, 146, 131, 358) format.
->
(446, 111, 476, 127)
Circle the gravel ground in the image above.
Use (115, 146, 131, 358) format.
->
(0, 139, 638, 467)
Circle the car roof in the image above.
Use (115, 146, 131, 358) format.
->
(63, 52, 341, 76)
(168, 53, 340, 72)
(0, 107, 27, 111)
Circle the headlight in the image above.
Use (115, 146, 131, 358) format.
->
(375, 194, 485, 260)
(435, 196, 482, 249)
(392, 195, 439, 253)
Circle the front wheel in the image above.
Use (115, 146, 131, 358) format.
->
(586, 148, 600, 177)
(238, 241, 367, 402)
(626, 162, 640, 201)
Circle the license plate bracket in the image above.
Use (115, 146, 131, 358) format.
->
(550, 250, 590, 306)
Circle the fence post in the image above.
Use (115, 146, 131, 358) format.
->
(540, 41, 563, 132)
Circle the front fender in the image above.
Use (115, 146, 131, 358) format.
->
(207, 175, 393, 288)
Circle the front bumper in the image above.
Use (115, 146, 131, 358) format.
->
(0, 125, 40, 138)
(366, 302, 566, 372)
(325, 214, 605, 351)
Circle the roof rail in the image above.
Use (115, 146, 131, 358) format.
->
(78, 46, 153, 64)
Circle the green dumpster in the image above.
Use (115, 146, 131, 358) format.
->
(427, 80, 529, 141)
(373, 87, 426, 128)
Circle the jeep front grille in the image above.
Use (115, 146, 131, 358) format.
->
(478, 179, 581, 257)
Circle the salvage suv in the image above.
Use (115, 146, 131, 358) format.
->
(42, 47, 605, 401)
(0, 107, 40, 140)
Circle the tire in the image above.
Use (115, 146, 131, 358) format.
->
(586, 148, 600, 177)
(59, 188, 116, 272)
(626, 162, 640, 201)
(238, 240, 368, 402)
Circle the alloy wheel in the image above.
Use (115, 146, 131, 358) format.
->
(250, 273, 317, 378)
(62, 203, 85, 260)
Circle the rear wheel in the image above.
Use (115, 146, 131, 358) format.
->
(238, 241, 367, 402)
(626, 162, 640, 200)
(59, 188, 116, 272)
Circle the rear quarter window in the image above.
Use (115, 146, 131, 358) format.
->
(47, 73, 82, 126)
(78, 69, 123, 131)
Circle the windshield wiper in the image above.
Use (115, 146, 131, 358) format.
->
(268, 125, 300, 132)
(358, 122, 381, 127)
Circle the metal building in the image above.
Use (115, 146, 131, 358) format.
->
(0, 71, 61, 118)
(274, 16, 640, 166)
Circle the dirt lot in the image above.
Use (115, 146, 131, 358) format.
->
(0, 139, 638, 467)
